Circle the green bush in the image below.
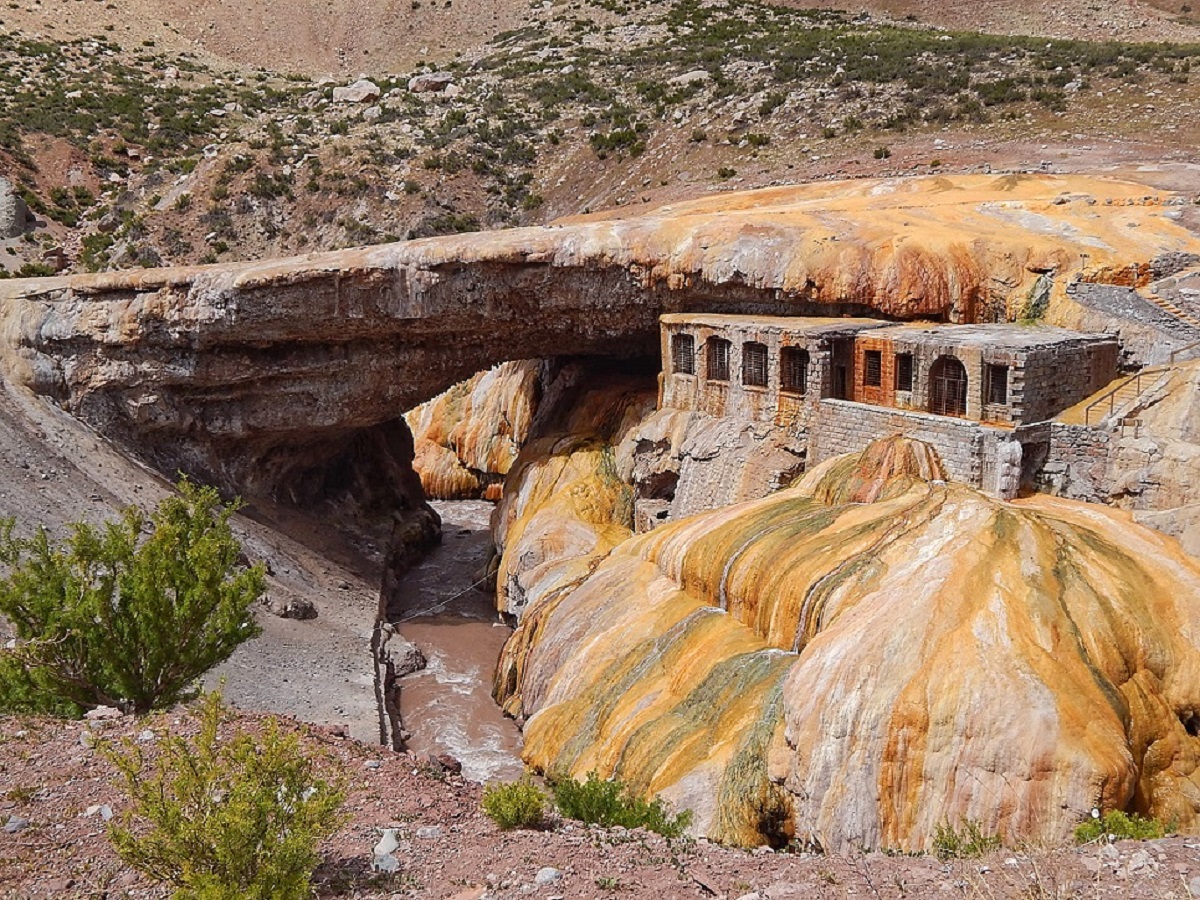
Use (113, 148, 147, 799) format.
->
(1074, 810, 1172, 844)
(550, 771, 692, 838)
(481, 776, 548, 830)
(0, 479, 265, 716)
(932, 819, 1002, 860)
(107, 692, 345, 899)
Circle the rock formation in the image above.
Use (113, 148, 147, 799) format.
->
(406, 360, 548, 501)
(0, 173, 1195, 515)
(498, 435, 1200, 851)
(1047, 359, 1200, 554)
(0, 177, 33, 240)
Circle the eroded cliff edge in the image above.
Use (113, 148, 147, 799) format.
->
(0, 172, 1196, 517)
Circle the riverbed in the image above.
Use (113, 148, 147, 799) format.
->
(391, 499, 525, 782)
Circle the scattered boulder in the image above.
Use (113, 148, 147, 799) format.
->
(4, 815, 30, 834)
(534, 867, 563, 886)
(41, 247, 67, 273)
(373, 827, 401, 872)
(408, 72, 455, 93)
(262, 594, 318, 620)
(391, 639, 427, 677)
(83, 705, 122, 720)
(332, 79, 381, 103)
(0, 177, 34, 239)
(669, 69, 710, 85)
(427, 753, 462, 776)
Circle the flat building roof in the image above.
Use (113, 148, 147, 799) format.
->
(660, 314, 889, 337)
(863, 322, 1116, 351)
(661, 315, 1114, 351)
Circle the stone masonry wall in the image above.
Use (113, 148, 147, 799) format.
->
(1038, 422, 1114, 503)
(810, 399, 1024, 495)
(1019, 342, 1119, 425)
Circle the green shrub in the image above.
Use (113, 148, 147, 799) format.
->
(481, 776, 548, 830)
(550, 771, 692, 839)
(932, 819, 1002, 860)
(0, 479, 265, 716)
(106, 691, 345, 899)
(1074, 810, 1172, 844)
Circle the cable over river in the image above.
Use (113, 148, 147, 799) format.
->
(391, 500, 525, 783)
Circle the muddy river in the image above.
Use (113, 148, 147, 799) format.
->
(215, 499, 524, 783)
(391, 500, 525, 782)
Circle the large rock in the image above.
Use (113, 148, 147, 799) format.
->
(332, 78, 380, 103)
(407, 72, 454, 93)
(499, 436, 1200, 851)
(0, 177, 33, 239)
(0, 173, 1195, 532)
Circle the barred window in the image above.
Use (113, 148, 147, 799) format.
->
(987, 363, 1009, 405)
(863, 350, 883, 388)
(894, 353, 914, 391)
(707, 337, 731, 381)
(671, 333, 695, 375)
(742, 342, 768, 387)
(780, 347, 809, 394)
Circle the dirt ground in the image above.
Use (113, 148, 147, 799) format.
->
(2, 708, 1199, 900)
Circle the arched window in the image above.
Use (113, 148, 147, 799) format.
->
(671, 333, 695, 375)
(707, 337, 731, 381)
(929, 356, 968, 417)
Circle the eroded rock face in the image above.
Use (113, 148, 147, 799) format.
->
(0, 177, 33, 240)
(1047, 361, 1200, 552)
(0, 173, 1193, 513)
(499, 436, 1200, 851)
(405, 360, 549, 501)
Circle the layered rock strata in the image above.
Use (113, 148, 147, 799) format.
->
(0, 173, 1194, 516)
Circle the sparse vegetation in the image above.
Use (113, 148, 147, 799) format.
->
(106, 691, 345, 899)
(549, 771, 692, 839)
(481, 776, 549, 830)
(1, 0, 1200, 272)
(0, 479, 265, 716)
(1074, 810, 1173, 843)
(932, 820, 1002, 860)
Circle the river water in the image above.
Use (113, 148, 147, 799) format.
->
(391, 499, 525, 783)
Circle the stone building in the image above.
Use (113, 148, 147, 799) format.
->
(659, 314, 1119, 497)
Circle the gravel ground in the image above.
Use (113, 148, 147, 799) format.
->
(2, 708, 1200, 900)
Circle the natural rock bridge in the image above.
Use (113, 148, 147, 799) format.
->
(0, 173, 1195, 514)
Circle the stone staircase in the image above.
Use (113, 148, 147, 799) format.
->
(1058, 270, 1200, 428)
(1148, 264, 1200, 330)
(1145, 289, 1200, 330)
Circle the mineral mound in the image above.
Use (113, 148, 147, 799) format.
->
(499, 436, 1200, 851)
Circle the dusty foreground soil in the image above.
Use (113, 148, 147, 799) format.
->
(1, 709, 1198, 900)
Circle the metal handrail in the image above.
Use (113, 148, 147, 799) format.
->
(1170, 339, 1200, 365)
(1083, 366, 1167, 427)
(1079, 339, 1200, 427)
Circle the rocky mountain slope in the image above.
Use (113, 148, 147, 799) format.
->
(4, 0, 1200, 281)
